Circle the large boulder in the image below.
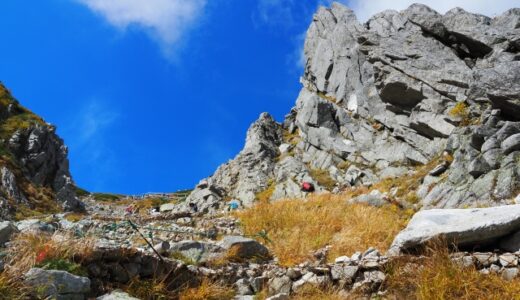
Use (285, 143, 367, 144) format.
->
(169, 240, 224, 263)
(218, 236, 271, 261)
(24, 268, 91, 300)
(0, 221, 18, 245)
(389, 205, 520, 256)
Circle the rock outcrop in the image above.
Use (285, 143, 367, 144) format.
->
(0, 83, 83, 219)
(186, 3, 520, 212)
(388, 205, 520, 256)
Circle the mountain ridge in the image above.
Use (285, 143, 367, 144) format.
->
(183, 2, 520, 214)
(0, 83, 83, 220)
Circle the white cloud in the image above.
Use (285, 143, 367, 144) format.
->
(345, 0, 517, 21)
(62, 100, 120, 191)
(286, 32, 306, 70)
(75, 101, 118, 146)
(77, 0, 206, 57)
(256, 0, 296, 26)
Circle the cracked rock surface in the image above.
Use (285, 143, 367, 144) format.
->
(186, 3, 520, 212)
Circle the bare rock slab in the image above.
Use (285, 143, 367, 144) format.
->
(388, 205, 520, 256)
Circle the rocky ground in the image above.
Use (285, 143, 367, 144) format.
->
(1, 194, 520, 299)
(0, 2, 519, 300)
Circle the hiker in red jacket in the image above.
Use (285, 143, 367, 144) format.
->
(301, 181, 315, 193)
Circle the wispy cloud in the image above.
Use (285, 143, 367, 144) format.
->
(77, 0, 207, 59)
(286, 32, 306, 72)
(345, 0, 517, 21)
(255, 0, 297, 27)
(63, 100, 120, 191)
(76, 102, 118, 146)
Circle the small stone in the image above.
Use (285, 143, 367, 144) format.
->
(462, 255, 475, 267)
(489, 264, 501, 273)
(473, 252, 498, 267)
(234, 296, 255, 300)
(235, 278, 253, 296)
(351, 252, 362, 262)
(502, 268, 519, 281)
(251, 276, 268, 293)
(0, 221, 18, 245)
(268, 275, 292, 296)
(286, 268, 302, 280)
(499, 253, 518, 267)
(334, 256, 351, 264)
(97, 290, 140, 300)
(363, 270, 386, 283)
(331, 265, 359, 282)
(360, 256, 382, 269)
(153, 241, 170, 255)
(266, 293, 290, 300)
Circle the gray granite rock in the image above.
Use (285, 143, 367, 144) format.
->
(25, 268, 90, 300)
(389, 205, 520, 256)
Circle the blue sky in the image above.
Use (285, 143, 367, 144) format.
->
(0, 0, 516, 194)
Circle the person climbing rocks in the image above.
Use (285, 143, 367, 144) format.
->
(301, 181, 315, 193)
(125, 205, 135, 215)
(228, 200, 240, 211)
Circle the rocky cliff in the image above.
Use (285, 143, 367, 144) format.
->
(186, 3, 520, 213)
(0, 83, 83, 219)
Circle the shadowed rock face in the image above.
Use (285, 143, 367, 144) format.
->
(187, 3, 520, 212)
(0, 84, 83, 219)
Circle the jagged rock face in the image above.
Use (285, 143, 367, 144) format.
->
(188, 3, 520, 211)
(185, 113, 283, 212)
(8, 125, 83, 211)
(0, 84, 83, 219)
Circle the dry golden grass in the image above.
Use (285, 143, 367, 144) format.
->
(386, 244, 520, 300)
(282, 128, 301, 146)
(255, 180, 276, 203)
(179, 279, 235, 300)
(0, 232, 94, 300)
(235, 194, 408, 266)
(4, 232, 95, 277)
(0, 273, 28, 300)
(64, 212, 87, 222)
(291, 285, 345, 300)
(126, 277, 173, 300)
(309, 168, 337, 190)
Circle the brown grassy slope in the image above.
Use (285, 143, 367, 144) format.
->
(386, 244, 520, 300)
(235, 194, 409, 266)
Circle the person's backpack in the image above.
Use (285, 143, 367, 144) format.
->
(301, 182, 315, 192)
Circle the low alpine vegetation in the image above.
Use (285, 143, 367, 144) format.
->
(385, 244, 520, 299)
(235, 193, 408, 266)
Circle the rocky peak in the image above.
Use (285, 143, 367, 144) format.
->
(0, 83, 83, 219)
(185, 3, 520, 213)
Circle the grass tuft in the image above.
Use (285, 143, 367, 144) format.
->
(255, 179, 276, 203)
(179, 279, 235, 300)
(4, 232, 95, 278)
(235, 194, 407, 266)
(385, 242, 520, 299)
(309, 168, 336, 191)
(126, 277, 172, 300)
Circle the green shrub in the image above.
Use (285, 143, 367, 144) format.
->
(36, 258, 87, 276)
(93, 193, 123, 202)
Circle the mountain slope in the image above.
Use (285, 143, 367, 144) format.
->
(0, 83, 83, 219)
(185, 3, 520, 213)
